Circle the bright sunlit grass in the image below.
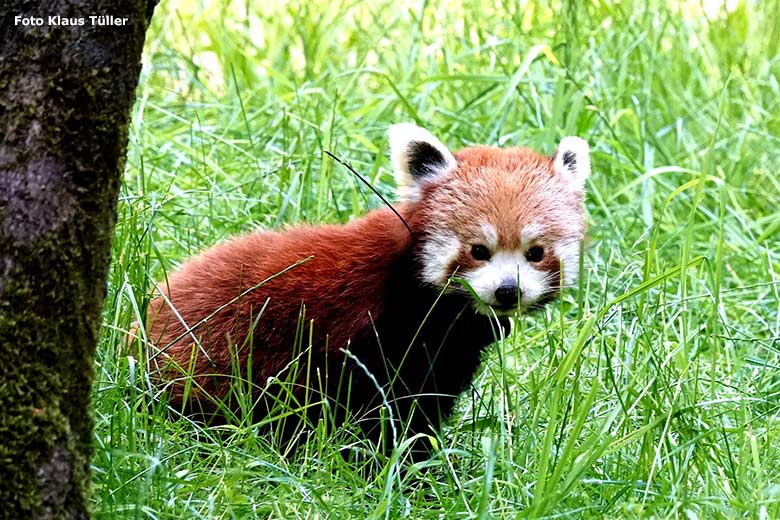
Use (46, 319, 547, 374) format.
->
(92, 0, 780, 517)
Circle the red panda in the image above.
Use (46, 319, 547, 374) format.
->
(146, 123, 590, 457)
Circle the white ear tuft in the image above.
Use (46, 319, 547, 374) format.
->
(388, 123, 457, 201)
(554, 136, 590, 189)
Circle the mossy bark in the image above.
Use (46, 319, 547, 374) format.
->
(0, 1, 157, 517)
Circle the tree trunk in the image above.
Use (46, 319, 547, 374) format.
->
(0, 1, 157, 517)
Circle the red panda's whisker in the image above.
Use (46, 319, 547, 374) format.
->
(324, 150, 416, 242)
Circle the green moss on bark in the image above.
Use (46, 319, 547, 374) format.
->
(0, 1, 157, 517)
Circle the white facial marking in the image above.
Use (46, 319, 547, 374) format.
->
(420, 231, 461, 286)
(480, 222, 499, 250)
(463, 250, 548, 314)
(554, 238, 581, 287)
(520, 221, 544, 247)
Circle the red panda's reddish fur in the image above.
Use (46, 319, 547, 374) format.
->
(148, 207, 412, 409)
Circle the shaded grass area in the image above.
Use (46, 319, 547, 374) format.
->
(93, 0, 780, 517)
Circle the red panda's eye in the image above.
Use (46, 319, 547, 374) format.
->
(470, 244, 491, 261)
(526, 246, 544, 263)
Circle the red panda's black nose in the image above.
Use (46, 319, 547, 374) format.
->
(495, 284, 521, 306)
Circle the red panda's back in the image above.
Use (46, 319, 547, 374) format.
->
(146, 207, 413, 409)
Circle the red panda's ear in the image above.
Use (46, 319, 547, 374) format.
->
(554, 136, 590, 190)
(388, 123, 456, 201)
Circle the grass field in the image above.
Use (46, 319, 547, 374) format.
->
(92, 0, 780, 517)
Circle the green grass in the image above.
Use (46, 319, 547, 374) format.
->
(93, 0, 780, 517)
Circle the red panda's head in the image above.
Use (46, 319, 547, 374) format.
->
(389, 123, 589, 316)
